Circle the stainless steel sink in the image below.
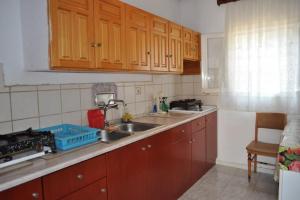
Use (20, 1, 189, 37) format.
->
(116, 122, 160, 133)
(100, 122, 160, 143)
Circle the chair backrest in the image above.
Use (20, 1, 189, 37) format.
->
(255, 113, 287, 142)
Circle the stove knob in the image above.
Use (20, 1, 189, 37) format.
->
(32, 192, 39, 199)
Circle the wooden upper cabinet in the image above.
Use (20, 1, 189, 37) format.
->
(94, 0, 125, 70)
(49, 0, 95, 69)
(125, 5, 151, 71)
(169, 22, 183, 73)
(150, 16, 169, 72)
(183, 28, 200, 61)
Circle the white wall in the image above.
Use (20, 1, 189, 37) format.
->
(0, 0, 181, 86)
(179, 0, 225, 33)
(122, 0, 181, 23)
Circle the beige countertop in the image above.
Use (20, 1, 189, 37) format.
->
(0, 107, 217, 192)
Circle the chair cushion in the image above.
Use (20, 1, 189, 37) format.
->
(246, 141, 279, 157)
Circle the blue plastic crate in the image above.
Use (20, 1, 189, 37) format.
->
(39, 124, 100, 151)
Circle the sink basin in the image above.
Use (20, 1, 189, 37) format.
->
(100, 122, 160, 143)
(100, 130, 131, 143)
(116, 122, 160, 133)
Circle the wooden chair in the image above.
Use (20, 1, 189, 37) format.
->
(246, 113, 287, 181)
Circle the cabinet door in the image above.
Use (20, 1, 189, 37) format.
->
(206, 111, 218, 170)
(169, 22, 183, 73)
(43, 155, 106, 200)
(125, 5, 151, 71)
(147, 131, 173, 200)
(191, 129, 206, 184)
(49, 0, 95, 69)
(169, 124, 192, 199)
(107, 139, 148, 200)
(61, 178, 107, 200)
(183, 28, 193, 60)
(94, 0, 125, 70)
(192, 33, 200, 61)
(150, 16, 169, 72)
(0, 178, 43, 200)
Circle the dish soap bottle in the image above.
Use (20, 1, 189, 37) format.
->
(160, 97, 169, 112)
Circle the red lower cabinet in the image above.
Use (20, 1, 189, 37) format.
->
(169, 124, 192, 199)
(206, 111, 218, 170)
(0, 178, 43, 200)
(61, 178, 107, 200)
(107, 139, 149, 200)
(191, 129, 206, 184)
(2, 112, 218, 200)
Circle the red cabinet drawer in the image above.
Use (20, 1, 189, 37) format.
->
(0, 178, 43, 200)
(61, 178, 107, 200)
(169, 123, 191, 142)
(43, 155, 106, 200)
(191, 117, 205, 133)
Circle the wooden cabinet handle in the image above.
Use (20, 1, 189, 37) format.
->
(32, 192, 39, 199)
(100, 188, 107, 193)
(76, 174, 84, 180)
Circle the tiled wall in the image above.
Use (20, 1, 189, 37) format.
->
(0, 74, 204, 134)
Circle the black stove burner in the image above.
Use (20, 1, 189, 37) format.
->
(170, 99, 203, 111)
(0, 128, 56, 160)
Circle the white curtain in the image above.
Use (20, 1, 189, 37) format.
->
(220, 0, 300, 114)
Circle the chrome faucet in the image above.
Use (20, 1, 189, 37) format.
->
(101, 99, 127, 128)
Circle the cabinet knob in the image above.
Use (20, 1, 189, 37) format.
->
(32, 192, 39, 199)
(147, 51, 151, 55)
(76, 174, 84, 180)
(141, 147, 147, 151)
(189, 140, 193, 144)
(147, 144, 152, 148)
(181, 130, 185, 133)
(100, 188, 107, 193)
(169, 54, 173, 58)
(96, 43, 102, 47)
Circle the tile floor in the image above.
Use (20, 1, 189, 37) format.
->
(179, 165, 278, 200)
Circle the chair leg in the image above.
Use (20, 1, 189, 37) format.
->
(248, 153, 252, 182)
(254, 154, 257, 173)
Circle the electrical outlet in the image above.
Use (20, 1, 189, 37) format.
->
(136, 86, 142, 96)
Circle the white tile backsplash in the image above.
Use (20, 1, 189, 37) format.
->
(13, 118, 39, 131)
(124, 86, 135, 103)
(80, 88, 95, 110)
(61, 89, 81, 112)
(0, 122, 12, 135)
(0, 93, 11, 122)
(62, 111, 82, 125)
(135, 102, 146, 115)
(182, 83, 194, 96)
(40, 114, 62, 128)
(11, 92, 38, 120)
(135, 85, 145, 102)
(0, 74, 199, 134)
(38, 90, 61, 116)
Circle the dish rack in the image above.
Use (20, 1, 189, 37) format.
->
(39, 124, 100, 151)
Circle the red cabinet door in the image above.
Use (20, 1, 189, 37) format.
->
(61, 178, 107, 200)
(107, 139, 148, 200)
(191, 129, 206, 184)
(169, 124, 192, 199)
(0, 178, 43, 200)
(43, 155, 107, 200)
(206, 111, 218, 170)
(147, 131, 173, 200)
